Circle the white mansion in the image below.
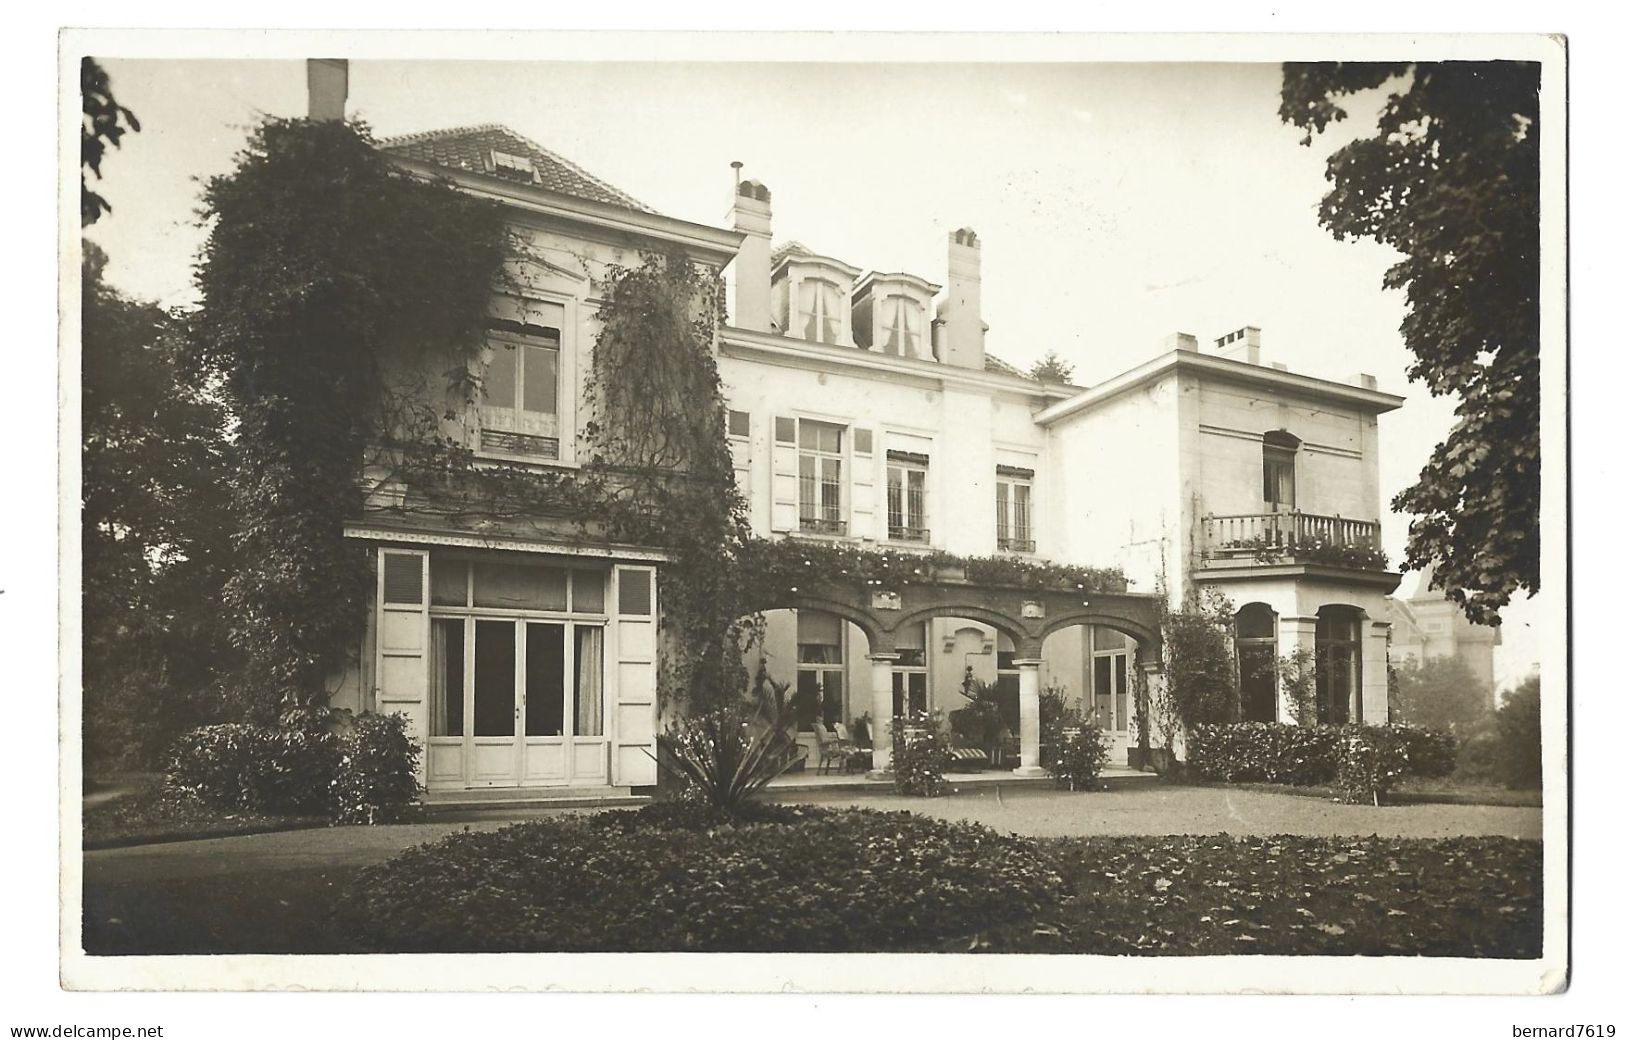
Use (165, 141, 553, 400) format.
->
(317, 65, 1405, 795)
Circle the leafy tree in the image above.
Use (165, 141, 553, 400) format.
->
(1388, 652, 1493, 735)
(1159, 590, 1238, 736)
(1280, 62, 1539, 625)
(81, 57, 140, 226)
(82, 241, 234, 765)
(1029, 349, 1075, 384)
(1494, 671, 1541, 788)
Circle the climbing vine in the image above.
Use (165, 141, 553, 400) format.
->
(193, 118, 509, 718)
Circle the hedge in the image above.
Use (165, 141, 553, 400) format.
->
(1187, 722, 1457, 802)
(348, 807, 1063, 952)
(165, 711, 421, 822)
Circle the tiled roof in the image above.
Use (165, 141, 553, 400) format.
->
(983, 353, 1030, 379)
(376, 124, 654, 214)
(770, 240, 815, 266)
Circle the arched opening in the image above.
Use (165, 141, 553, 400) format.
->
(1029, 619, 1144, 767)
(1262, 429, 1301, 515)
(737, 607, 874, 772)
(1316, 605, 1363, 724)
(1236, 602, 1279, 722)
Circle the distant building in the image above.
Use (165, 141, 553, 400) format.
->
(1387, 566, 1500, 708)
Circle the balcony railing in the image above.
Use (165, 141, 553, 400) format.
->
(1201, 511, 1385, 570)
(888, 525, 930, 544)
(799, 516, 848, 537)
(997, 535, 1036, 554)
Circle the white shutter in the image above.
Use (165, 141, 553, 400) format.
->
(611, 565, 659, 787)
(375, 549, 430, 780)
(851, 427, 875, 540)
(769, 416, 798, 533)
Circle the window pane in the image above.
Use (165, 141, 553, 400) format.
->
(571, 570, 606, 613)
(472, 562, 568, 610)
(473, 620, 516, 737)
(430, 557, 468, 607)
(820, 672, 844, 727)
(431, 618, 465, 737)
(996, 482, 1009, 539)
(728, 410, 751, 438)
(524, 622, 564, 737)
(795, 670, 823, 730)
(797, 610, 842, 646)
(1013, 484, 1032, 539)
(1236, 603, 1276, 639)
(485, 343, 518, 408)
(574, 626, 605, 736)
(522, 343, 558, 416)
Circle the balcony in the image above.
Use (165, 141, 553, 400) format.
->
(1201, 511, 1387, 572)
(997, 535, 1036, 554)
(888, 524, 931, 544)
(798, 516, 848, 537)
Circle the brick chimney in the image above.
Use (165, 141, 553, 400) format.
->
(1213, 325, 1261, 365)
(935, 227, 985, 369)
(727, 166, 773, 333)
(307, 59, 348, 122)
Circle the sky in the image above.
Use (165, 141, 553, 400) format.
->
(83, 56, 1538, 689)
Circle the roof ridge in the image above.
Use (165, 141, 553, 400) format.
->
(374, 123, 509, 148)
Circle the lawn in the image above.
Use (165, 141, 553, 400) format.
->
(81, 804, 1542, 957)
(83, 774, 333, 849)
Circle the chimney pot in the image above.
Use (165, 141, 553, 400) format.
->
(727, 170, 773, 333)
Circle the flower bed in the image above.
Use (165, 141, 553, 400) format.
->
(347, 808, 1062, 952)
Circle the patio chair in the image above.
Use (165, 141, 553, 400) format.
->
(813, 724, 856, 775)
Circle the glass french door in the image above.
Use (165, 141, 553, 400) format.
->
(1091, 649, 1132, 763)
(431, 616, 607, 787)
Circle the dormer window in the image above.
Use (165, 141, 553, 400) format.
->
(851, 272, 941, 359)
(488, 149, 536, 182)
(797, 278, 844, 345)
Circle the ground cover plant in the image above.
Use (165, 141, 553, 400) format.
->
(950, 833, 1542, 957)
(82, 775, 330, 849)
(346, 808, 1061, 952)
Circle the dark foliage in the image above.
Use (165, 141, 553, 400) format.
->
(1495, 674, 1542, 788)
(653, 698, 801, 812)
(192, 119, 509, 715)
(80, 57, 140, 225)
(163, 711, 421, 820)
(1188, 722, 1455, 799)
(1160, 591, 1238, 731)
(82, 242, 236, 768)
(1282, 62, 1540, 624)
(890, 710, 950, 796)
(957, 834, 1541, 957)
(348, 809, 1062, 952)
(1050, 718, 1110, 791)
(1028, 349, 1076, 384)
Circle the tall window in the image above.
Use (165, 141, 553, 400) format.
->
(996, 467, 1035, 552)
(1316, 606, 1362, 724)
(1091, 627, 1130, 733)
(892, 622, 928, 717)
(880, 296, 923, 357)
(886, 452, 929, 542)
(1236, 603, 1278, 722)
(797, 279, 844, 344)
(798, 419, 845, 535)
(1262, 430, 1300, 511)
(796, 611, 845, 731)
(480, 317, 562, 460)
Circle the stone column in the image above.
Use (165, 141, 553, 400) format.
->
(1361, 619, 1391, 723)
(1276, 615, 1319, 724)
(867, 653, 898, 777)
(1012, 658, 1045, 777)
(1136, 659, 1165, 759)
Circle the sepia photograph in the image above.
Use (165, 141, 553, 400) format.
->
(57, 28, 1567, 1000)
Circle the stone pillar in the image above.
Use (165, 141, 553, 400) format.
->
(1361, 619, 1391, 723)
(1136, 659, 1165, 755)
(867, 653, 898, 777)
(1012, 658, 1045, 777)
(1276, 615, 1319, 724)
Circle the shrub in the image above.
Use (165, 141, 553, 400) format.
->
(1496, 675, 1542, 788)
(1334, 726, 1410, 805)
(1038, 684, 1081, 767)
(1388, 723, 1457, 779)
(1186, 722, 1342, 785)
(348, 809, 1063, 952)
(1050, 717, 1110, 790)
(332, 712, 422, 823)
(1454, 724, 1504, 783)
(1161, 590, 1238, 730)
(163, 711, 420, 821)
(890, 709, 950, 796)
(164, 723, 278, 810)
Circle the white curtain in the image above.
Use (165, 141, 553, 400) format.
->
(575, 626, 604, 737)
